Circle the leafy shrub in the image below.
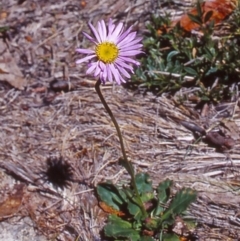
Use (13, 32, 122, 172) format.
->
(97, 173, 197, 241)
(134, 1, 240, 102)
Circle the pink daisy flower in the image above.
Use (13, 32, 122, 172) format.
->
(76, 19, 142, 84)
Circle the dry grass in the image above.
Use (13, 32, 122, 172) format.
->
(0, 0, 240, 240)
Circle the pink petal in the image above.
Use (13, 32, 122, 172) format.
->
(120, 50, 143, 56)
(82, 32, 97, 43)
(100, 20, 107, 41)
(118, 37, 142, 48)
(76, 48, 95, 54)
(108, 19, 115, 36)
(109, 64, 120, 84)
(119, 75, 126, 83)
(99, 72, 104, 83)
(106, 64, 113, 82)
(76, 54, 96, 64)
(118, 32, 137, 46)
(110, 22, 123, 40)
(89, 22, 101, 43)
(118, 56, 140, 65)
(117, 26, 133, 43)
(94, 64, 101, 77)
(115, 64, 130, 78)
(120, 44, 143, 52)
(102, 65, 108, 81)
(86, 62, 97, 74)
(115, 59, 134, 73)
(99, 61, 106, 71)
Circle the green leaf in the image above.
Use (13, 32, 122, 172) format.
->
(156, 180, 173, 203)
(154, 179, 173, 216)
(203, 47, 216, 60)
(184, 67, 198, 76)
(205, 67, 218, 76)
(196, 0, 203, 18)
(104, 214, 140, 240)
(107, 214, 131, 227)
(201, 95, 210, 101)
(139, 236, 155, 241)
(127, 198, 142, 220)
(141, 192, 155, 203)
(122, 186, 143, 220)
(0, 26, 10, 33)
(187, 13, 202, 25)
(161, 188, 197, 222)
(167, 51, 179, 62)
(204, 10, 213, 23)
(162, 233, 180, 241)
(135, 173, 153, 194)
(96, 182, 126, 210)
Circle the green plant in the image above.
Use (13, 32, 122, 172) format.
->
(97, 173, 197, 241)
(94, 45, 198, 240)
(134, 0, 240, 102)
(77, 18, 198, 241)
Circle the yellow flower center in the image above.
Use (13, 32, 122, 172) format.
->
(95, 42, 119, 63)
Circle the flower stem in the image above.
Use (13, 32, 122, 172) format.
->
(95, 79, 147, 217)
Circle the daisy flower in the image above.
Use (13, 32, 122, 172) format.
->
(76, 19, 142, 84)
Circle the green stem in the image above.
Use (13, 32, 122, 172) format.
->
(95, 79, 147, 217)
(95, 80, 129, 173)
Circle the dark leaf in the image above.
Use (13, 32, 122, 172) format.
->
(139, 236, 156, 241)
(135, 173, 153, 195)
(204, 10, 213, 23)
(187, 13, 202, 25)
(154, 179, 173, 216)
(104, 214, 140, 240)
(96, 182, 126, 210)
(161, 188, 197, 223)
(162, 233, 180, 241)
(184, 67, 198, 76)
